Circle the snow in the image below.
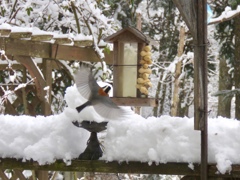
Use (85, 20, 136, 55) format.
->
(0, 23, 101, 42)
(0, 113, 89, 165)
(210, 5, 240, 24)
(14, 83, 27, 91)
(0, 23, 11, 29)
(31, 27, 53, 36)
(11, 26, 32, 33)
(103, 115, 240, 174)
(74, 34, 93, 41)
(0, 85, 240, 174)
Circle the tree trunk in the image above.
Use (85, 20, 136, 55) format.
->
(218, 57, 232, 118)
(159, 80, 167, 115)
(171, 26, 185, 116)
(234, 15, 240, 119)
(153, 72, 163, 117)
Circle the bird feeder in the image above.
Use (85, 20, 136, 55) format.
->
(104, 27, 153, 99)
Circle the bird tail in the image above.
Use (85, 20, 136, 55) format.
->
(76, 101, 92, 113)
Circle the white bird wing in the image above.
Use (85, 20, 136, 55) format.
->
(75, 65, 100, 100)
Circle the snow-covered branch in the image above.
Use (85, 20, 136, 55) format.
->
(208, 5, 240, 25)
(0, 78, 36, 106)
(212, 89, 240, 97)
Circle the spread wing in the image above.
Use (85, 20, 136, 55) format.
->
(93, 97, 133, 120)
(75, 65, 100, 100)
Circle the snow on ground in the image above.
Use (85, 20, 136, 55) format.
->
(0, 85, 240, 174)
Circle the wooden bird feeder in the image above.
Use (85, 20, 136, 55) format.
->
(104, 27, 156, 107)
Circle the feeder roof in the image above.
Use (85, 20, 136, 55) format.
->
(104, 27, 150, 44)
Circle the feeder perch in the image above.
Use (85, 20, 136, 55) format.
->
(72, 120, 108, 160)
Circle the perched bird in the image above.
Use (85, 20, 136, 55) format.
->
(75, 65, 130, 120)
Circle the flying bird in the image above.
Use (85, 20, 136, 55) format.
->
(75, 65, 131, 120)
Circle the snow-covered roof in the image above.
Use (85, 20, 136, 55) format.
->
(104, 27, 150, 44)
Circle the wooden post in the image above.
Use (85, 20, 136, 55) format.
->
(22, 66, 30, 115)
(135, 14, 142, 115)
(113, 42, 119, 97)
(36, 171, 48, 180)
(194, 0, 208, 131)
(172, 0, 208, 179)
(42, 58, 52, 116)
(38, 59, 52, 180)
(198, 1, 208, 179)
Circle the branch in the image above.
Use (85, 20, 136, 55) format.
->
(208, 6, 240, 25)
(75, 6, 105, 61)
(9, 0, 18, 19)
(212, 89, 240, 97)
(0, 78, 35, 106)
(8, 7, 22, 24)
(71, 1, 81, 34)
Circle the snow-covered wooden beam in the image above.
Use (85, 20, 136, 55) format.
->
(0, 37, 113, 64)
(0, 159, 239, 178)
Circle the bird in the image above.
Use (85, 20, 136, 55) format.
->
(75, 65, 131, 120)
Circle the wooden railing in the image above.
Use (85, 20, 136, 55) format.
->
(0, 158, 240, 179)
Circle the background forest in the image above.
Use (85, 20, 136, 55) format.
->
(0, 0, 240, 120)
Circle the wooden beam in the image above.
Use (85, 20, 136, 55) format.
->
(0, 64, 24, 70)
(0, 159, 240, 178)
(36, 171, 48, 180)
(0, 170, 8, 180)
(15, 56, 46, 102)
(0, 37, 113, 64)
(0, 60, 66, 70)
(3, 101, 18, 115)
(1, 38, 51, 58)
(12, 170, 26, 180)
(111, 97, 158, 107)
